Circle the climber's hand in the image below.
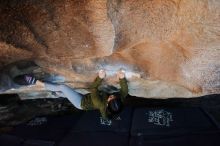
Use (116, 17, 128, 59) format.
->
(117, 69, 125, 79)
(98, 69, 106, 79)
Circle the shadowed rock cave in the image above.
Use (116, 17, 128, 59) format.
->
(0, 0, 220, 146)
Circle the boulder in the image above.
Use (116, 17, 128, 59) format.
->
(0, 0, 220, 98)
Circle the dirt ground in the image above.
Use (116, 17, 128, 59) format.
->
(126, 94, 220, 124)
(0, 93, 220, 131)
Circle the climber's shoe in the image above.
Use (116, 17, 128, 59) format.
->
(13, 74, 37, 85)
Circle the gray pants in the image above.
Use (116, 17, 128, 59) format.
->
(44, 83, 83, 109)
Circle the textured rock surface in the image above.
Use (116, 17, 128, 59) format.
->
(0, 0, 220, 98)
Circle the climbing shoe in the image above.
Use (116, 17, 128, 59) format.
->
(13, 74, 37, 85)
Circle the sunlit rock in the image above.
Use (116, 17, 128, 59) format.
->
(0, 0, 220, 98)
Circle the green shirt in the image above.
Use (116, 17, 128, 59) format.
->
(81, 77, 128, 118)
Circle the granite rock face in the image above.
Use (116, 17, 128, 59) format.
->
(0, 0, 220, 98)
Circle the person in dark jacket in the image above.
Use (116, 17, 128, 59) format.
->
(37, 69, 128, 119)
(81, 69, 128, 119)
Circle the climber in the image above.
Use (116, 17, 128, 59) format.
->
(36, 69, 128, 119)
